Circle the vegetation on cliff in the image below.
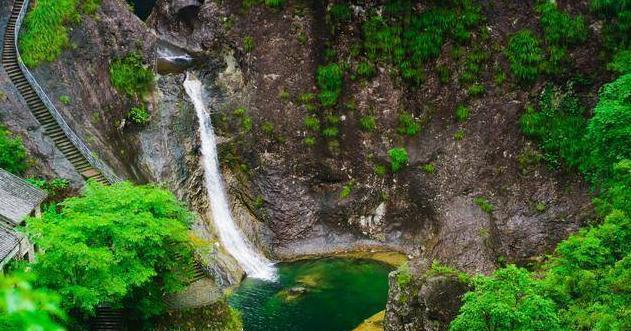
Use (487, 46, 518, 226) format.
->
(0, 125, 29, 175)
(451, 2, 631, 326)
(20, 0, 100, 67)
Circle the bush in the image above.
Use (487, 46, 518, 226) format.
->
(243, 36, 255, 53)
(0, 125, 29, 175)
(388, 147, 409, 172)
(467, 83, 485, 97)
(304, 116, 320, 131)
(20, 0, 101, 67)
(455, 105, 470, 122)
(317, 64, 344, 108)
(329, 3, 352, 26)
(359, 115, 377, 132)
(520, 85, 588, 169)
(356, 61, 376, 78)
(374, 164, 386, 177)
(608, 50, 631, 74)
(397, 112, 421, 136)
(473, 196, 494, 213)
(506, 30, 545, 84)
(264, 0, 284, 8)
(109, 53, 154, 98)
(129, 105, 150, 125)
(538, 2, 587, 47)
(59, 95, 71, 105)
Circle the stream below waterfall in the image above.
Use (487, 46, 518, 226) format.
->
(229, 258, 392, 331)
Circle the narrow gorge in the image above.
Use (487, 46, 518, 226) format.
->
(0, 0, 629, 330)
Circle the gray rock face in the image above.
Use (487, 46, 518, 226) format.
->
(385, 262, 470, 331)
(171, 0, 203, 14)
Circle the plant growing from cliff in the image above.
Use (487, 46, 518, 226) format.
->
(506, 30, 545, 84)
(26, 181, 196, 319)
(455, 105, 470, 123)
(59, 95, 71, 105)
(109, 52, 154, 98)
(129, 105, 150, 125)
(421, 163, 436, 174)
(340, 183, 353, 199)
(359, 115, 377, 132)
(0, 125, 29, 175)
(454, 129, 465, 141)
(388, 148, 409, 173)
(374, 164, 387, 177)
(473, 196, 494, 214)
(397, 112, 421, 136)
(20, 0, 101, 67)
(316, 64, 344, 108)
(243, 36, 255, 53)
(396, 262, 412, 287)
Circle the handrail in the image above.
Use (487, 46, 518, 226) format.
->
(13, 0, 121, 184)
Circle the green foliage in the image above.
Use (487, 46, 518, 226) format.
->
(58, 95, 71, 105)
(20, 0, 101, 67)
(428, 261, 471, 284)
(361, 0, 482, 85)
(321, 127, 339, 138)
(303, 136, 316, 146)
(359, 115, 377, 132)
(506, 30, 545, 84)
(467, 83, 485, 97)
(584, 74, 631, 181)
(339, 183, 352, 199)
(473, 196, 494, 214)
(397, 112, 421, 136)
(26, 182, 196, 318)
(590, 0, 631, 48)
(450, 265, 561, 331)
(27, 178, 70, 202)
(421, 163, 436, 174)
(388, 147, 409, 173)
(454, 129, 465, 140)
(356, 61, 376, 78)
(261, 121, 275, 135)
(329, 3, 352, 26)
(264, 0, 284, 8)
(396, 262, 412, 287)
(129, 105, 150, 125)
(109, 53, 154, 98)
(520, 86, 587, 169)
(316, 64, 344, 108)
(374, 164, 387, 177)
(538, 2, 587, 47)
(455, 105, 469, 122)
(243, 36, 255, 53)
(0, 125, 29, 175)
(0, 272, 65, 331)
(608, 50, 631, 74)
(303, 116, 320, 131)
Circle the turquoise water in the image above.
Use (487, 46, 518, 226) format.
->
(229, 258, 392, 331)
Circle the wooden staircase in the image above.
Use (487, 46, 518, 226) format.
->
(91, 305, 124, 331)
(1, 0, 109, 185)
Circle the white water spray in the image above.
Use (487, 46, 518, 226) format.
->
(184, 73, 276, 281)
(158, 47, 193, 63)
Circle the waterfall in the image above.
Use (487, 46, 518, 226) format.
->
(184, 73, 276, 281)
(157, 46, 193, 64)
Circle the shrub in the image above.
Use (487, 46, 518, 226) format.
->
(374, 164, 387, 177)
(304, 116, 320, 131)
(397, 112, 421, 136)
(243, 36, 255, 53)
(59, 95, 71, 105)
(506, 30, 545, 84)
(467, 83, 485, 97)
(129, 105, 150, 125)
(316, 64, 344, 108)
(356, 61, 376, 78)
(538, 2, 587, 47)
(20, 0, 101, 67)
(388, 147, 409, 172)
(0, 125, 29, 175)
(520, 86, 587, 169)
(329, 3, 352, 26)
(359, 115, 377, 132)
(109, 52, 154, 98)
(608, 50, 631, 74)
(474, 196, 494, 213)
(455, 105, 470, 122)
(264, 0, 284, 8)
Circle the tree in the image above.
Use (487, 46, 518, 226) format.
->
(450, 265, 562, 331)
(0, 272, 65, 331)
(0, 125, 29, 175)
(26, 181, 196, 320)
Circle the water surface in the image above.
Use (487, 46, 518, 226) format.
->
(230, 258, 392, 331)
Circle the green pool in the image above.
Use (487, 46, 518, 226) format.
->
(229, 258, 393, 331)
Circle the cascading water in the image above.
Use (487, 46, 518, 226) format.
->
(183, 73, 276, 281)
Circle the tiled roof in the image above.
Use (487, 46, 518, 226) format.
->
(0, 226, 19, 263)
(0, 168, 47, 226)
